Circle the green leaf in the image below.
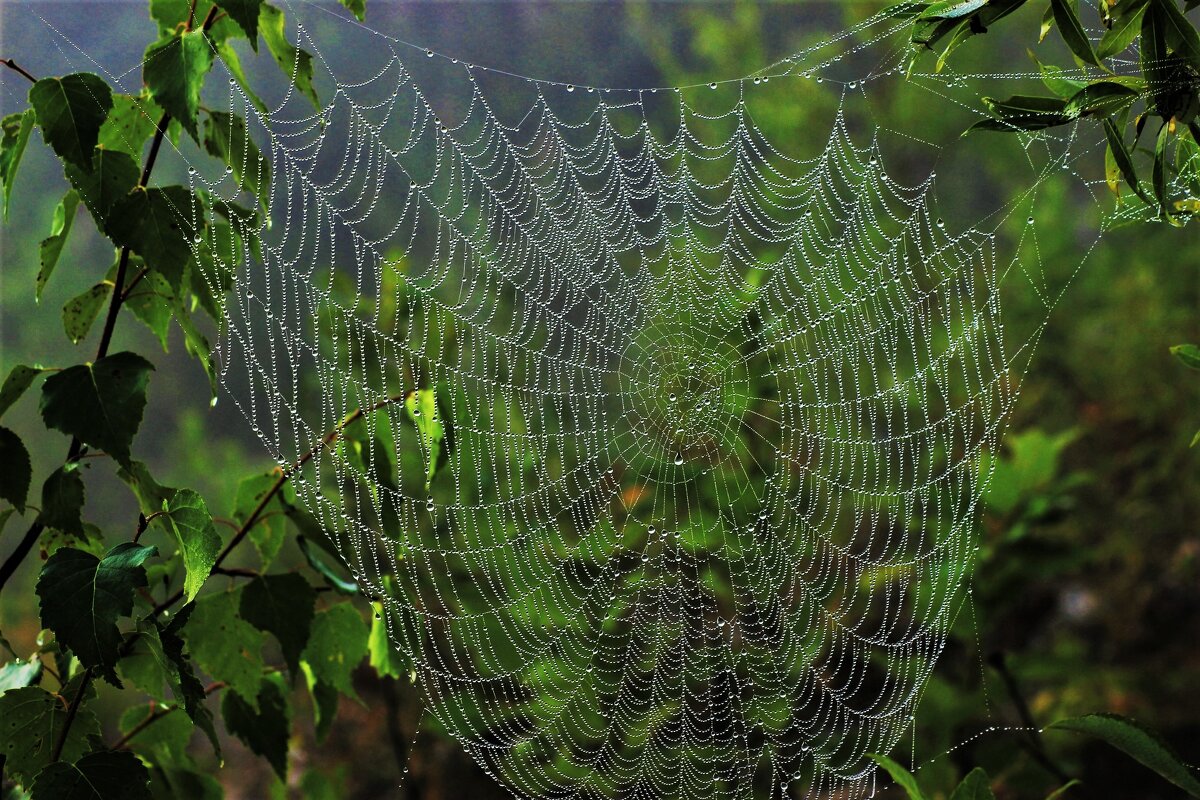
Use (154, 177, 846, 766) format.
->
(61, 282, 113, 345)
(182, 589, 266, 705)
(1063, 81, 1140, 118)
(1104, 117, 1152, 202)
(1049, 713, 1200, 797)
(64, 148, 140, 235)
(0, 364, 46, 419)
(301, 664, 339, 743)
(1043, 779, 1083, 799)
(917, 0, 987, 19)
(163, 489, 222, 601)
(107, 186, 203, 292)
(176, 302, 219, 396)
(40, 352, 154, 468)
(240, 573, 316, 676)
(1048, 0, 1104, 68)
(36, 464, 86, 535)
(0, 657, 43, 692)
(232, 471, 288, 566)
(1031, 51, 1089, 97)
(1171, 343, 1200, 369)
(221, 674, 290, 779)
(338, 0, 365, 21)
(406, 388, 445, 491)
(260, 4, 320, 111)
(36, 543, 157, 685)
(1098, 0, 1150, 58)
(301, 602, 368, 700)
(217, 40, 270, 116)
(204, 110, 270, 209)
(143, 31, 216, 142)
(156, 603, 221, 753)
(190, 221, 240, 324)
(949, 767, 996, 800)
(118, 622, 173, 701)
(120, 259, 173, 351)
(868, 753, 930, 800)
(0, 109, 34, 219)
(119, 703, 195, 766)
(296, 534, 358, 595)
(0, 427, 31, 512)
(368, 600, 406, 679)
(1153, 121, 1176, 223)
(29, 750, 152, 800)
(27, 73, 114, 172)
(0, 686, 100, 785)
(37, 189, 82, 302)
(96, 93, 162, 157)
(968, 94, 1072, 132)
(215, 0, 264, 46)
(1153, 0, 1200, 67)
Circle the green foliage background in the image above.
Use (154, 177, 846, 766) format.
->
(0, 1, 1198, 798)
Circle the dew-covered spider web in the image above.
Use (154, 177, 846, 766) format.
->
(61, 1, 1192, 796)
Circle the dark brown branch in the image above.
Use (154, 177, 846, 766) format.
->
(51, 668, 93, 763)
(1, 58, 36, 83)
(112, 681, 225, 750)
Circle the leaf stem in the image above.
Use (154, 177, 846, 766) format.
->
(0, 58, 36, 83)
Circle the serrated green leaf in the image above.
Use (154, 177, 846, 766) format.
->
(868, 753, 930, 800)
(260, 4, 320, 111)
(157, 603, 221, 753)
(36, 543, 157, 685)
(175, 302, 219, 396)
(0, 426, 31, 513)
(369, 600, 406, 679)
(215, 0, 264, 46)
(217, 40, 269, 116)
(36, 189, 82, 302)
(0, 686, 100, 785)
(119, 258, 174, 351)
(143, 31, 216, 142)
(1049, 0, 1104, 68)
(301, 602, 368, 700)
(240, 573, 315, 676)
(118, 622, 173, 701)
(0, 363, 46, 419)
(300, 662, 339, 743)
(191, 221, 240, 323)
(949, 767, 996, 800)
(232, 471, 288, 567)
(182, 589, 265, 705)
(0, 657, 43, 692)
(107, 186, 203, 292)
(61, 281, 113, 345)
(163, 489, 222, 601)
(221, 674, 290, 779)
(28, 73, 113, 172)
(96, 93, 162, 157)
(64, 148, 139, 235)
(0, 109, 34, 219)
(36, 464, 86, 535)
(1099, 0, 1150, 58)
(406, 388, 445, 491)
(30, 749, 152, 800)
(204, 110, 270, 209)
(40, 352, 154, 468)
(1049, 713, 1200, 797)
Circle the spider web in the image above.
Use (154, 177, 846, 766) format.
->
(151, 4, 1173, 797)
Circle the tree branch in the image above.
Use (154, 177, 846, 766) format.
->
(112, 681, 225, 750)
(0, 58, 36, 83)
(51, 667, 93, 763)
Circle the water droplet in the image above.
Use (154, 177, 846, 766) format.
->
(669, 393, 677, 402)
(426, 497, 435, 511)
(567, 84, 575, 93)
(709, 82, 717, 90)
(648, 525, 656, 535)
(936, 218, 945, 228)
(425, 49, 433, 58)
(1027, 216, 1035, 224)
(674, 453, 684, 466)
(210, 395, 218, 408)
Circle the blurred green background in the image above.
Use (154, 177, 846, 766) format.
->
(1, 2, 1198, 798)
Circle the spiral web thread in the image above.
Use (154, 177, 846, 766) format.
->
(37, 2, 1194, 797)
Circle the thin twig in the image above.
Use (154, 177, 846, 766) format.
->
(988, 651, 1071, 784)
(112, 681, 225, 750)
(0, 58, 36, 83)
(51, 668, 93, 762)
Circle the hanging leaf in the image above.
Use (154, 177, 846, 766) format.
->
(1152, 0, 1200, 67)
(29, 750, 153, 800)
(1170, 343, 1200, 370)
(156, 603, 221, 753)
(36, 464, 86, 536)
(406, 388, 446, 491)
(1098, 0, 1150, 58)
(1103, 117, 1151, 202)
(1153, 121, 1177, 224)
(182, 589, 266, 705)
(368, 597, 406, 679)
(0, 426, 31, 512)
(232, 470, 289, 567)
(203, 110, 270, 209)
(214, 0, 264, 47)
(40, 351, 154, 468)
(162, 489, 222, 601)
(107, 185, 203, 292)
(61, 281, 114, 345)
(37, 189, 82, 302)
(64, 148, 140, 236)
(338, 0, 365, 21)
(300, 602, 368, 700)
(0, 656, 43, 692)
(260, 4, 320, 111)
(239, 573, 316, 676)
(27, 73, 114, 172)
(1048, 0, 1105, 68)
(0, 364, 47, 419)
(97, 93, 163, 157)
(0, 686, 100, 785)
(36, 543, 157, 685)
(1063, 81, 1140, 118)
(221, 674, 290, 779)
(1049, 714, 1200, 797)
(967, 94, 1072, 132)
(119, 257, 174, 351)
(142, 30, 216, 142)
(118, 703, 195, 766)
(0, 109, 34, 218)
